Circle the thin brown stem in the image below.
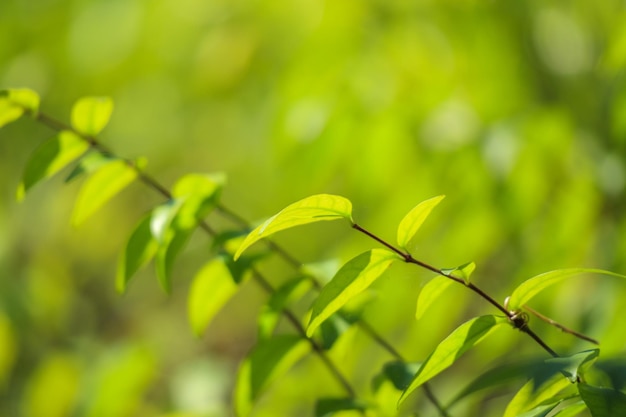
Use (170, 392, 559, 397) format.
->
(524, 305, 599, 345)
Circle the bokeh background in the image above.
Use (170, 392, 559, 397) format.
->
(1, 0, 626, 416)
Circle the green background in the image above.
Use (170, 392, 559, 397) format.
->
(1, 0, 626, 416)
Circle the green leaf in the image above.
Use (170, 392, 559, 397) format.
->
(71, 159, 138, 226)
(507, 268, 626, 311)
(504, 374, 573, 417)
(517, 401, 563, 417)
(545, 349, 599, 383)
(71, 96, 114, 136)
(416, 275, 455, 320)
(399, 315, 507, 405)
(306, 249, 399, 337)
(380, 361, 423, 391)
(234, 194, 353, 260)
(116, 214, 159, 293)
(0, 88, 39, 127)
(65, 151, 115, 182)
(315, 398, 369, 417)
(258, 277, 312, 340)
(234, 335, 310, 417)
(171, 173, 224, 229)
(442, 261, 476, 285)
(16, 131, 89, 200)
(397, 195, 445, 251)
(552, 400, 587, 417)
(188, 256, 238, 337)
(578, 384, 626, 417)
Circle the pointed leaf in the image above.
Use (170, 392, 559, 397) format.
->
(504, 374, 573, 417)
(306, 249, 399, 337)
(0, 88, 39, 127)
(17, 131, 89, 200)
(507, 269, 626, 311)
(315, 397, 369, 417)
(517, 401, 563, 417)
(171, 173, 224, 229)
(399, 315, 507, 405)
(416, 275, 455, 320)
(258, 277, 312, 340)
(545, 349, 599, 383)
(116, 214, 159, 293)
(188, 256, 238, 336)
(578, 384, 626, 417)
(65, 151, 114, 182)
(397, 195, 445, 251)
(71, 159, 138, 226)
(71, 96, 114, 136)
(234, 194, 353, 260)
(442, 261, 476, 285)
(155, 227, 192, 293)
(234, 335, 310, 416)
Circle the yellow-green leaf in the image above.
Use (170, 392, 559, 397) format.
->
(306, 249, 399, 337)
(503, 374, 572, 417)
(188, 257, 238, 337)
(71, 96, 114, 136)
(399, 315, 507, 406)
(0, 88, 40, 127)
(116, 214, 159, 293)
(397, 195, 445, 251)
(442, 261, 476, 285)
(17, 131, 89, 200)
(415, 275, 454, 320)
(507, 268, 626, 312)
(71, 159, 137, 226)
(234, 194, 353, 260)
(172, 173, 224, 229)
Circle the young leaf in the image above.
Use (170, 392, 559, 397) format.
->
(552, 400, 587, 417)
(71, 96, 114, 136)
(399, 315, 507, 406)
(171, 173, 224, 229)
(188, 256, 238, 337)
(504, 374, 573, 417)
(578, 384, 626, 417)
(0, 88, 39, 127)
(306, 249, 399, 337)
(416, 275, 454, 320)
(258, 277, 312, 340)
(315, 397, 369, 417)
(17, 131, 89, 200)
(517, 401, 563, 417)
(442, 261, 476, 285)
(507, 268, 626, 312)
(234, 335, 310, 416)
(234, 194, 353, 260)
(397, 195, 445, 251)
(71, 159, 138, 226)
(116, 214, 159, 293)
(65, 151, 114, 182)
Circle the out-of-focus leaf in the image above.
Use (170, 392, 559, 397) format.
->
(65, 151, 114, 183)
(0, 88, 39, 127)
(379, 361, 422, 391)
(507, 269, 626, 311)
(116, 214, 159, 293)
(306, 249, 399, 337)
(397, 195, 445, 251)
(317, 313, 353, 350)
(258, 277, 312, 340)
(578, 384, 626, 417)
(0, 314, 17, 388)
(234, 194, 353, 260)
(70, 96, 114, 136)
(546, 349, 599, 383)
(171, 173, 224, 228)
(517, 401, 563, 417)
(188, 256, 238, 337)
(17, 131, 89, 200)
(416, 275, 455, 320)
(71, 159, 138, 226)
(441, 261, 476, 285)
(504, 374, 573, 417)
(234, 335, 310, 416)
(552, 400, 587, 417)
(399, 315, 507, 406)
(315, 397, 369, 417)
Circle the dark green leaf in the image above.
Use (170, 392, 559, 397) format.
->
(545, 349, 599, 383)
(578, 383, 626, 417)
(315, 397, 369, 417)
(380, 361, 422, 391)
(116, 214, 159, 293)
(65, 151, 114, 183)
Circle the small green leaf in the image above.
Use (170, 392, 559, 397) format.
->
(234, 194, 353, 260)
(155, 226, 192, 293)
(380, 361, 423, 391)
(545, 349, 599, 383)
(65, 151, 114, 182)
(416, 275, 455, 320)
(399, 315, 507, 406)
(71, 159, 138, 226)
(507, 269, 626, 311)
(234, 335, 310, 416)
(116, 214, 159, 293)
(188, 256, 238, 337)
(171, 173, 224, 229)
(504, 374, 573, 417)
(0, 88, 39, 127)
(16, 131, 89, 200)
(315, 397, 369, 417)
(306, 249, 399, 337)
(258, 277, 312, 340)
(71, 96, 114, 136)
(397, 195, 445, 251)
(442, 261, 476, 285)
(578, 384, 626, 417)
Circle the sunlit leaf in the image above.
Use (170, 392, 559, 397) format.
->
(65, 151, 114, 182)
(71, 159, 138, 226)
(234, 335, 310, 416)
(116, 214, 159, 293)
(234, 194, 353, 260)
(315, 397, 369, 417)
(416, 275, 455, 320)
(399, 315, 507, 405)
(552, 400, 587, 417)
(306, 249, 399, 337)
(17, 131, 89, 200)
(442, 261, 476, 285)
(517, 401, 563, 417)
(397, 195, 445, 251)
(71, 96, 114, 136)
(258, 277, 312, 340)
(507, 269, 626, 311)
(504, 374, 573, 417)
(578, 383, 626, 417)
(171, 173, 224, 229)
(0, 88, 39, 127)
(188, 256, 238, 337)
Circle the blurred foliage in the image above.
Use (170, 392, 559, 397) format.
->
(1, 0, 626, 416)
